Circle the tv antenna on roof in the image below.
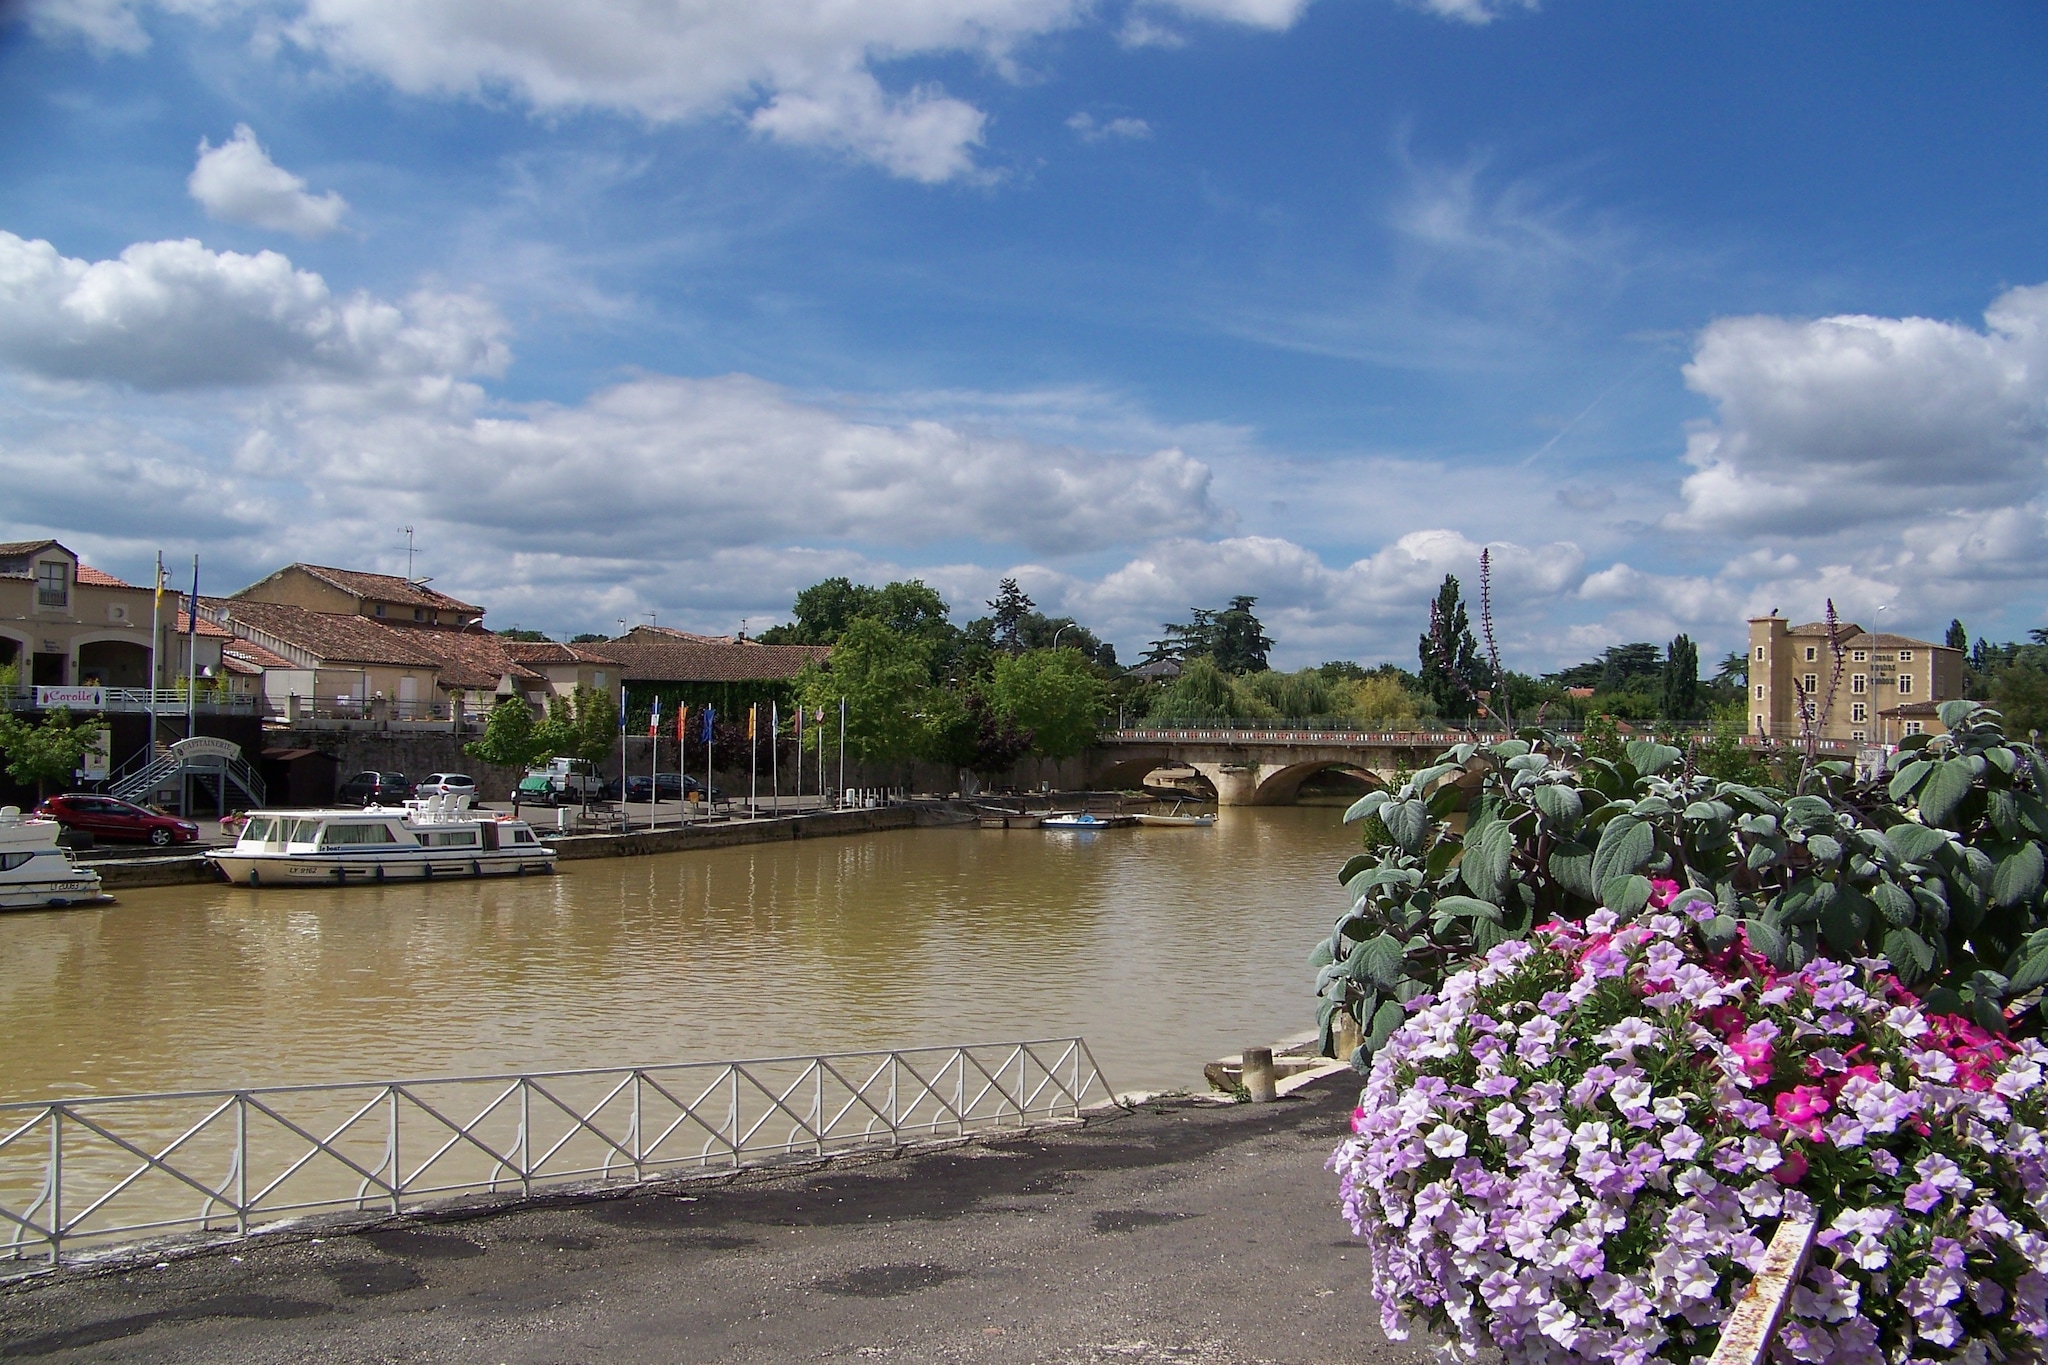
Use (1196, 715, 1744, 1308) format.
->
(398, 526, 417, 580)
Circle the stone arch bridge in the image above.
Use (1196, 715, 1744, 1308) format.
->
(1066, 727, 1481, 806)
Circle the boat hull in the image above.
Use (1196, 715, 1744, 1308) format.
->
(0, 877, 112, 911)
(208, 851, 557, 886)
(1133, 814, 1216, 828)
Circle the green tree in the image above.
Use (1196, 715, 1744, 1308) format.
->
(1661, 634, 1700, 722)
(1208, 596, 1273, 674)
(1715, 650, 1749, 688)
(1692, 700, 1764, 782)
(496, 628, 550, 642)
(465, 698, 548, 812)
(1346, 674, 1424, 727)
(987, 649, 1108, 759)
(794, 617, 932, 763)
(569, 684, 620, 764)
(986, 577, 1034, 654)
(1417, 576, 1492, 720)
(0, 708, 99, 800)
(1947, 618, 1969, 651)
(1990, 663, 2048, 738)
(921, 688, 1035, 774)
(1237, 668, 1345, 719)
(1145, 656, 1253, 721)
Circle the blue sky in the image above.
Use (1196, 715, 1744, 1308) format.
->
(3, 0, 2045, 669)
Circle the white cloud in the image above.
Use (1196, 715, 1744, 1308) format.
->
(1667, 283, 2048, 537)
(276, 373, 1221, 557)
(748, 72, 988, 184)
(1067, 112, 1152, 144)
(1403, 0, 1538, 23)
(0, 230, 506, 393)
(188, 124, 349, 237)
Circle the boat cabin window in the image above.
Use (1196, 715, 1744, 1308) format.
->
(420, 829, 479, 847)
(0, 852, 34, 872)
(287, 819, 323, 844)
(239, 817, 277, 844)
(318, 822, 399, 848)
(509, 828, 537, 844)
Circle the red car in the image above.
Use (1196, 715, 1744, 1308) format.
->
(35, 794, 201, 847)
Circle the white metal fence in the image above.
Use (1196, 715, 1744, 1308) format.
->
(0, 1039, 1109, 1273)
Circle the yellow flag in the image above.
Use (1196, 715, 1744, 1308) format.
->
(748, 703, 757, 739)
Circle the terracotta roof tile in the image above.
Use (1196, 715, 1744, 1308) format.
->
(210, 600, 446, 668)
(174, 609, 233, 639)
(503, 641, 620, 666)
(74, 565, 135, 588)
(247, 563, 484, 614)
(223, 639, 296, 670)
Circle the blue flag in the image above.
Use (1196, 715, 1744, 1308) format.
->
(618, 686, 627, 734)
(700, 704, 716, 742)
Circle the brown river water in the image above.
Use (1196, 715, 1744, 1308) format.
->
(0, 807, 1360, 1102)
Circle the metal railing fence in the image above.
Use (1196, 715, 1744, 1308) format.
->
(0, 1039, 1108, 1274)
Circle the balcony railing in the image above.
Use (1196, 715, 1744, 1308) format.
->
(0, 686, 261, 716)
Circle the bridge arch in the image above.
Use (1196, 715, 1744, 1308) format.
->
(1247, 759, 1388, 806)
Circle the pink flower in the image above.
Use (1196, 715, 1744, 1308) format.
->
(1772, 1149, 1809, 1185)
(1647, 878, 1682, 909)
(1772, 1085, 1832, 1141)
(1727, 1036, 1775, 1086)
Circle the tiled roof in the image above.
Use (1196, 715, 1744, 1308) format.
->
(1783, 623, 1948, 651)
(224, 639, 296, 670)
(503, 641, 620, 666)
(174, 609, 233, 639)
(1880, 701, 1944, 716)
(211, 600, 447, 669)
(243, 564, 484, 614)
(599, 636, 830, 684)
(384, 622, 543, 689)
(0, 539, 59, 558)
(210, 600, 547, 689)
(74, 565, 135, 588)
(619, 625, 739, 645)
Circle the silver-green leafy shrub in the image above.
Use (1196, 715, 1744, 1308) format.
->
(1312, 700, 2048, 1061)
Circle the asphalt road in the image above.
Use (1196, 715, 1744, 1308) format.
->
(0, 1074, 1426, 1365)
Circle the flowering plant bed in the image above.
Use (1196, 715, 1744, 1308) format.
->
(1329, 889, 2047, 1364)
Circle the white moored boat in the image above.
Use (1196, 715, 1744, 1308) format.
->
(207, 796, 556, 887)
(0, 806, 111, 910)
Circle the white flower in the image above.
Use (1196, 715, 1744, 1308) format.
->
(1610, 1076, 1654, 1111)
(1425, 1123, 1469, 1159)
(1486, 1103, 1527, 1138)
(1652, 1096, 1687, 1123)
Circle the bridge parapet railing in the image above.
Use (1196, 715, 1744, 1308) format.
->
(0, 1039, 1109, 1275)
(1105, 725, 1855, 755)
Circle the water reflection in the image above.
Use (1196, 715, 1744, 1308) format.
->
(0, 808, 1357, 1098)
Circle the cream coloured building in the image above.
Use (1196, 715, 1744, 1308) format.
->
(1748, 614, 1964, 745)
(0, 540, 224, 692)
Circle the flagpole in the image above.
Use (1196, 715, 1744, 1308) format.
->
(771, 700, 779, 818)
(677, 704, 689, 826)
(704, 705, 714, 821)
(618, 685, 628, 833)
(648, 697, 660, 831)
(748, 703, 758, 818)
(184, 554, 200, 745)
(838, 696, 847, 809)
(148, 552, 163, 760)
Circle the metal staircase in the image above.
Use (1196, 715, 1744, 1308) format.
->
(108, 738, 265, 810)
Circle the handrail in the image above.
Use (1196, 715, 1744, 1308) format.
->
(0, 1039, 1109, 1272)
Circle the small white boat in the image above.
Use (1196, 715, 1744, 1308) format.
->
(1042, 812, 1122, 830)
(207, 795, 556, 886)
(1134, 810, 1217, 828)
(0, 806, 111, 910)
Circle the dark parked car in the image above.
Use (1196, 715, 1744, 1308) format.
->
(34, 794, 200, 847)
(337, 771, 411, 806)
(601, 774, 722, 801)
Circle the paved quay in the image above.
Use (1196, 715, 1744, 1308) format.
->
(0, 1074, 1423, 1365)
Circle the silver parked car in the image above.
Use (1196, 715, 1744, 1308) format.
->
(412, 773, 478, 798)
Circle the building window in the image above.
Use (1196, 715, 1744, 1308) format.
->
(1803, 673, 1818, 694)
(34, 560, 68, 608)
(1754, 684, 1764, 700)
(1898, 674, 1913, 695)
(1899, 650, 1913, 662)
(1851, 702, 1867, 723)
(1851, 730, 1866, 742)
(414, 608, 426, 621)
(1852, 650, 1867, 662)
(1904, 721, 1923, 736)
(1754, 646, 1765, 661)
(1851, 674, 1866, 694)
(593, 671, 606, 688)
(1804, 646, 1817, 662)
(373, 603, 386, 616)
